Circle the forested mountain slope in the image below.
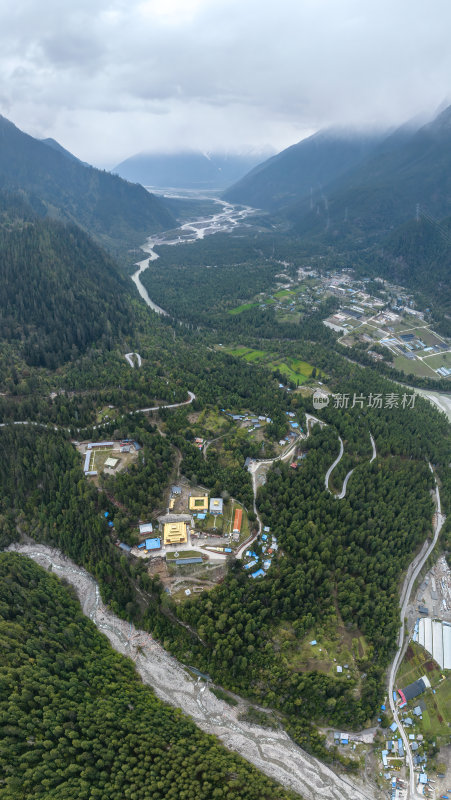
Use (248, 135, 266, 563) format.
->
(0, 115, 174, 249)
(0, 553, 299, 800)
(223, 129, 384, 210)
(286, 105, 451, 239)
(0, 192, 133, 368)
(377, 216, 451, 334)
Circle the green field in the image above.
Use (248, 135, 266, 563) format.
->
(224, 346, 319, 385)
(87, 447, 115, 472)
(393, 355, 438, 378)
(421, 351, 451, 370)
(228, 302, 258, 315)
(396, 641, 451, 738)
(272, 621, 368, 677)
(196, 408, 230, 436)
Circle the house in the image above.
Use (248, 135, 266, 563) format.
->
(399, 675, 430, 703)
(209, 497, 223, 515)
(233, 508, 243, 533)
(340, 733, 349, 745)
(389, 722, 398, 733)
(139, 523, 153, 536)
(189, 495, 208, 512)
(145, 538, 161, 551)
(250, 568, 266, 579)
(244, 560, 258, 570)
(413, 705, 422, 717)
(171, 486, 182, 495)
(418, 773, 428, 785)
(175, 556, 203, 565)
(119, 542, 132, 553)
(244, 457, 252, 469)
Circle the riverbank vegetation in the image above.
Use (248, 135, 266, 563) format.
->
(0, 552, 300, 800)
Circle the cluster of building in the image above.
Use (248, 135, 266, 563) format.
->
(243, 528, 277, 579)
(82, 439, 141, 476)
(222, 410, 273, 432)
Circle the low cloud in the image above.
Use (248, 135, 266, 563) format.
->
(0, 0, 450, 165)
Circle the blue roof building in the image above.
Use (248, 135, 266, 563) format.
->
(244, 560, 258, 570)
(145, 538, 161, 550)
(250, 568, 266, 579)
(389, 722, 398, 733)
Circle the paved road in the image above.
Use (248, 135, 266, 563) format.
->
(125, 352, 142, 368)
(0, 391, 196, 434)
(369, 434, 376, 463)
(324, 436, 344, 492)
(325, 432, 376, 499)
(388, 469, 446, 799)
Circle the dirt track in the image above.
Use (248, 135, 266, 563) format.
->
(7, 543, 377, 800)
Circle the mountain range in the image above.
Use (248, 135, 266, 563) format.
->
(223, 130, 385, 210)
(225, 105, 451, 241)
(113, 149, 272, 190)
(0, 116, 174, 250)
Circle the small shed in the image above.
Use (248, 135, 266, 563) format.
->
(139, 523, 153, 535)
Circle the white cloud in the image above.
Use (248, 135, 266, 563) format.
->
(0, 0, 450, 165)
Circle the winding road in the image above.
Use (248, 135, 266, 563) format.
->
(7, 542, 376, 800)
(325, 432, 377, 499)
(0, 392, 196, 434)
(388, 469, 446, 799)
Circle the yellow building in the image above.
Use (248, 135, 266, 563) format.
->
(163, 521, 188, 545)
(189, 495, 208, 512)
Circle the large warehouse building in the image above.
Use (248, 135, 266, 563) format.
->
(417, 618, 451, 669)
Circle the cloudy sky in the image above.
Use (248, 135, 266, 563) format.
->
(1, 0, 450, 167)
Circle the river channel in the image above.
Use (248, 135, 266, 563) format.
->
(131, 197, 258, 315)
(7, 543, 375, 800)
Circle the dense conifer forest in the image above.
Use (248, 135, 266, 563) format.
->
(0, 553, 300, 800)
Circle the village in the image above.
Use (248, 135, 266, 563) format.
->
(228, 263, 451, 383)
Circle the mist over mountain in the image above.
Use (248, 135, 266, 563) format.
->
(40, 137, 88, 166)
(223, 129, 386, 210)
(0, 116, 175, 250)
(113, 149, 273, 190)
